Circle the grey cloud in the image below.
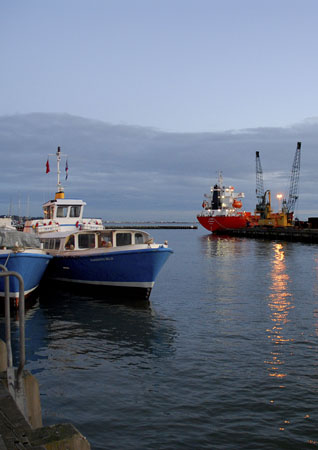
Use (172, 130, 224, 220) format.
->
(0, 113, 317, 221)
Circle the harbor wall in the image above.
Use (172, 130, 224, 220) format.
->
(0, 338, 91, 449)
(215, 226, 318, 243)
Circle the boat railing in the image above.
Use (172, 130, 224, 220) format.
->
(0, 265, 26, 397)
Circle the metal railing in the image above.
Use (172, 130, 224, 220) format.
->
(0, 264, 25, 390)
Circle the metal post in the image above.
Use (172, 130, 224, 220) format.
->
(0, 264, 13, 368)
(0, 270, 25, 388)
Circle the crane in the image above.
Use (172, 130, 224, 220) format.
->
(283, 141, 301, 216)
(255, 151, 273, 223)
(254, 142, 301, 227)
(255, 151, 266, 214)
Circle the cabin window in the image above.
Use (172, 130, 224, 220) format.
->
(55, 239, 60, 250)
(49, 240, 54, 249)
(57, 206, 68, 218)
(42, 240, 49, 249)
(70, 206, 81, 218)
(65, 235, 75, 250)
(116, 233, 132, 246)
(99, 232, 112, 247)
(78, 233, 96, 249)
(43, 207, 52, 220)
(135, 233, 144, 244)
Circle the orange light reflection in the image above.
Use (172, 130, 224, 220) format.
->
(266, 243, 294, 380)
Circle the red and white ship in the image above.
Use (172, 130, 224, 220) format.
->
(197, 173, 257, 233)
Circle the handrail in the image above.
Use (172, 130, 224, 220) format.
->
(0, 265, 25, 388)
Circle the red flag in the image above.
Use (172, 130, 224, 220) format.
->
(46, 159, 50, 174)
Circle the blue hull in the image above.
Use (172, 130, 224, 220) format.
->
(46, 247, 173, 295)
(0, 252, 52, 298)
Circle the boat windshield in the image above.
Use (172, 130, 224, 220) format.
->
(70, 206, 81, 218)
(57, 206, 68, 218)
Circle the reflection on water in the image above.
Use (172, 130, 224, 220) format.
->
(0, 289, 177, 374)
(202, 234, 245, 258)
(265, 243, 293, 380)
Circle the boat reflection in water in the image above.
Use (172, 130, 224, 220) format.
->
(5, 287, 177, 370)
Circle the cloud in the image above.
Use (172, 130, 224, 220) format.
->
(0, 113, 317, 221)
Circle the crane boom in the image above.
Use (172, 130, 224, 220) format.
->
(286, 142, 301, 213)
(256, 151, 265, 208)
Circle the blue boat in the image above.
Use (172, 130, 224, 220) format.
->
(0, 230, 52, 305)
(24, 147, 173, 300)
(40, 229, 172, 300)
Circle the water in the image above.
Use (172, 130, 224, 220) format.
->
(2, 227, 318, 449)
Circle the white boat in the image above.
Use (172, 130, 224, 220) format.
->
(24, 147, 173, 301)
(0, 217, 17, 230)
(0, 230, 52, 306)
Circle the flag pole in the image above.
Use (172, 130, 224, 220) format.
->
(46, 146, 68, 200)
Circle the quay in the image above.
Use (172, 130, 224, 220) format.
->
(214, 226, 318, 243)
(0, 270, 91, 450)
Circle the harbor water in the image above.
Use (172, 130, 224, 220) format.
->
(2, 226, 318, 449)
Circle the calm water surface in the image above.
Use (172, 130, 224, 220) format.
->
(2, 227, 318, 449)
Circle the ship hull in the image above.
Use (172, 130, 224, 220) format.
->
(0, 251, 52, 302)
(43, 247, 173, 301)
(197, 214, 248, 232)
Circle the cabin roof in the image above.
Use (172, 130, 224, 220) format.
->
(43, 199, 87, 207)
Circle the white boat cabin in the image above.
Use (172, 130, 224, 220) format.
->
(24, 197, 103, 234)
(40, 229, 154, 253)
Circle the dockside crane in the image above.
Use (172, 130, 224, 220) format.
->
(282, 141, 301, 218)
(254, 142, 301, 227)
(255, 151, 272, 220)
(255, 151, 265, 212)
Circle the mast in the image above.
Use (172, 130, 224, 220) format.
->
(55, 146, 65, 200)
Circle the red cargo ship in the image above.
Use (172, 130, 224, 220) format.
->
(197, 173, 257, 233)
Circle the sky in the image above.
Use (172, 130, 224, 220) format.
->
(2, 0, 318, 133)
(1, 1, 318, 222)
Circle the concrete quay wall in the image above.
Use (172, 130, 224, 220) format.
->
(0, 339, 91, 450)
(215, 227, 318, 243)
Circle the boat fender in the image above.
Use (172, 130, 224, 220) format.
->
(76, 221, 79, 228)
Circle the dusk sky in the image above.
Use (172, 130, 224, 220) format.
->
(2, 0, 318, 133)
(1, 1, 318, 222)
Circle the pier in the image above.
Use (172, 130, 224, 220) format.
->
(214, 226, 318, 243)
